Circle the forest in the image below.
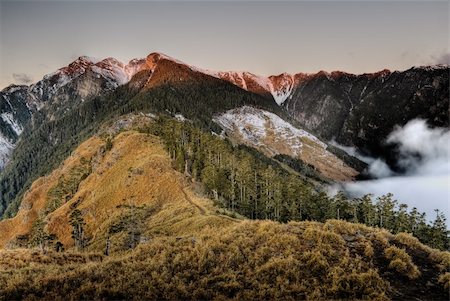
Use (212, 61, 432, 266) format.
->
(141, 117, 449, 250)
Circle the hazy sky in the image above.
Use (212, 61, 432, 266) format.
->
(0, 0, 448, 88)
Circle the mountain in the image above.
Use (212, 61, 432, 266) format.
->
(214, 66, 449, 166)
(0, 52, 448, 221)
(2, 53, 447, 171)
(282, 67, 449, 165)
(0, 52, 284, 218)
(0, 115, 448, 300)
(0, 56, 149, 169)
(0, 49, 448, 301)
(213, 106, 358, 181)
(0, 85, 36, 168)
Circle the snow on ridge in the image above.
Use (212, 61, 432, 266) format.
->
(92, 64, 129, 86)
(174, 114, 187, 122)
(0, 133, 14, 169)
(190, 66, 219, 78)
(269, 74, 294, 106)
(244, 72, 272, 90)
(1, 112, 23, 135)
(270, 88, 292, 106)
(214, 106, 327, 156)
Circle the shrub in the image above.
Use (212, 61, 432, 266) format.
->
(438, 272, 450, 290)
(384, 246, 420, 279)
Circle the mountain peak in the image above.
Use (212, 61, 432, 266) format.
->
(145, 52, 187, 70)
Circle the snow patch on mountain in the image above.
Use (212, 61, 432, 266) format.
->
(1, 112, 23, 135)
(214, 106, 326, 155)
(0, 133, 14, 169)
(269, 74, 295, 105)
(243, 72, 272, 90)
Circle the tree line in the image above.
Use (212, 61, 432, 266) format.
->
(142, 117, 449, 250)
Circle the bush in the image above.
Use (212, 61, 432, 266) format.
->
(384, 246, 420, 279)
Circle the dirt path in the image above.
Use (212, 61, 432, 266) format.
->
(181, 188, 206, 215)
(181, 186, 238, 223)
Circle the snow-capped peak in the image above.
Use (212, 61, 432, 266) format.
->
(268, 73, 295, 105)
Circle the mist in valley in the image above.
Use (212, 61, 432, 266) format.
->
(333, 119, 450, 225)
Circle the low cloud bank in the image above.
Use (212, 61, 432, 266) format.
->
(332, 119, 450, 225)
(329, 140, 393, 178)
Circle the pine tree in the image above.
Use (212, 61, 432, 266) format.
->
(30, 212, 52, 254)
(429, 209, 449, 250)
(69, 209, 86, 251)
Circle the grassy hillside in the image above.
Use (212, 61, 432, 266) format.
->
(0, 115, 237, 250)
(0, 115, 449, 300)
(1, 223, 449, 300)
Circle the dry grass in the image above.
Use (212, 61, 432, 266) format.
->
(0, 125, 448, 300)
(1, 129, 236, 251)
(2, 219, 448, 300)
(0, 137, 102, 248)
(384, 246, 420, 279)
(0, 248, 103, 271)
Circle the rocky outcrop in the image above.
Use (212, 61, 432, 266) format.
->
(282, 66, 449, 163)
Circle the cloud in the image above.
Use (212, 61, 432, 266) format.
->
(344, 174, 449, 224)
(386, 119, 450, 175)
(429, 52, 450, 65)
(331, 119, 450, 225)
(329, 140, 393, 178)
(12, 73, 33, 84)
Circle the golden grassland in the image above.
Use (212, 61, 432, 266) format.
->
(0, 128, 237, 250)
(0, 123, 449, 300)
(0, 136, 103, 248)
(1, 221, 449, 300)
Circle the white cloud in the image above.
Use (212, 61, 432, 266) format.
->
(386, 119, 450, 176)
(329, 139, 393, 178)
(332, 119, 450, 225)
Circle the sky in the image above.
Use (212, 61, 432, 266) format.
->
(0, 0, 448, 88)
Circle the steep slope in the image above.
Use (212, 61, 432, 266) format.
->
(213, 71, 295, 105)
(0, 85, 35, 168)
(1, 51, 445, 220)
(282, 66, 449, 162)
(0, 119, 448, 300)
(200, 64, 448, 167)
(214, 106, 358, 181)
(0, 115, 235, 249)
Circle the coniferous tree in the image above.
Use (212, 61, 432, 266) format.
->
(69, 209, 86, 251)
(30, 212, 53, 254)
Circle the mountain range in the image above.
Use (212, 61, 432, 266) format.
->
(0, 52, 448, 300)
(2, 52, 447, 170)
